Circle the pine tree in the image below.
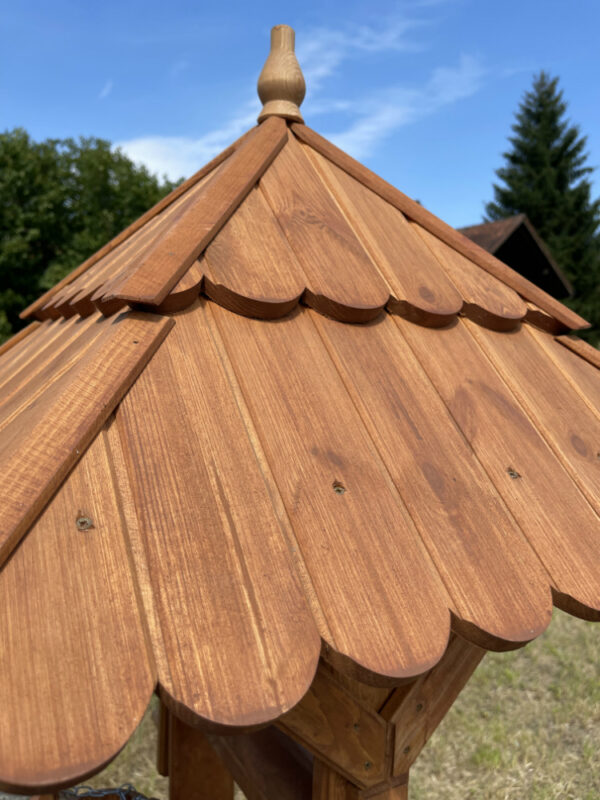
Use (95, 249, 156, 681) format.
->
(486, 72, 600, 339)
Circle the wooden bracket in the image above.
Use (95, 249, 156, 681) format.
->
(381, 634, 485, 775)
(277, 665, 393, 788)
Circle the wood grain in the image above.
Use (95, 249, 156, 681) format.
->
(108, 117, 288, 306)
(0, 311, 173, 568)
(259, 133, 389, 322)
(168, 713, 233, 800)
(305, 148, 462, 326)
(152, 260, 204, 313)
(412, 223, 527, 330)
(530, 331, 600, 422)
(204, 184, 304, 318)
(211, 302, 451, 683)
(116, 300, 321, 729)
(556, 334, 600, 370)
(207, 726, 313, 800)
(291, 124, 588, 332)
(20, 129, 252, 320)
(387, 634, 484, 774)
(0, 321, 40, 358)
(0, 425, 155, 793)
(278, 668, 390, 788)
(395, 316, 600, 620)
(313, 311, 552, 649)
(468, 321, 600, 519)
(313, 762, 359, 799)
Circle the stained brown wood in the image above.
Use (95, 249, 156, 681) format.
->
(211, 302, 451, 682)
(312, 762, 358, 799)
(313, 311, 552, 649)
(468, 321, 600, 518)
(259, 133, 389, 322)
(529, 330, 600, 424)
(0, 425, 155, 793)
(0, 321, 40, 357)
(207, 727, 313, 800)
(108, 117, 288, 306)
(556, 334, 600, 370)
(153, 260, 204, 313)
(524, 301, 566, 334)
(169, 713, 233, 800)
(20, 130, 253, 320)
(291, 124, 589, 332)
(0, 316, 103, 426)
(395, 316, 600, 620)
(306, 148, 462, 326)
(116, 300, 320, 729)
(318, 664, 392, 712)
(412, 223, 527, 330)
(204, 185, 304, 318)
(278, 667, 390, 788)
(89, 168, 223, 312)
(158, 700, 170, 777)
(360, 780, 409, 800)
(387, 635, 484, 774)
(0, 311, 173, 568)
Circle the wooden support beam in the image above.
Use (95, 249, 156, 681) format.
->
(157, 699, 170, 777)
(381, 634, 485, 774)
(206, 726, 313, 800)
(312, 762, 408, 800)
(278, 666, 392, 788)
(168, 713, 233, 800)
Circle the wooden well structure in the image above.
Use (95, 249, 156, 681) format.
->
(1, 25, 599, 800)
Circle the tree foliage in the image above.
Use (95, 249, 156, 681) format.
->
(486, 72, 600, 338)
(0, 129, 178, 339)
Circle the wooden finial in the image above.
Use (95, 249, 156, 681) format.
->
(257, 25, 305, 124)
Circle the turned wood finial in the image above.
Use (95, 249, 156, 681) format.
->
(257, 25, 305, 124)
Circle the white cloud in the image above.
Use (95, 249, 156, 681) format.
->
(114, 15, 485, 181)
(116, 103, 259, 180)
(328, 54, 485, 159)
(98, 80, 113, 100)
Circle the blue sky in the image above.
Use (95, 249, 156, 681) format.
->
(3, 0, 599, 227)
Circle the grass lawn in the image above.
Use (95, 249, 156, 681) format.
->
(87, 609, 599, 799)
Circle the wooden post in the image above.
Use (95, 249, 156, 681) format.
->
(168, 710, 234, 800)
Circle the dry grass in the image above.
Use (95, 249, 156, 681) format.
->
(85, 609, 599, 799)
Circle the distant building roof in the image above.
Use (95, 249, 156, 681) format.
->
(459, 214, 573, 299)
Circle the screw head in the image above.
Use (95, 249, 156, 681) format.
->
(332, 481, 346, 495)
(76, 516, 94, 531)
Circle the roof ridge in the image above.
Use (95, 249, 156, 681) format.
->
(291, 123, 589, 332)
(19, 128, 254, 321)
(104, 116, 288, 307)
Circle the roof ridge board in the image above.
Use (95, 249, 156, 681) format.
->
(105, 117, 289, 308)
(19, 128, 254, 321)
(291, 123, 589, 332)
(555, 335, 600, 371)
(0, 321, 41, 360)
(39, 153, 233, 322)
(0, 310, 174, 570)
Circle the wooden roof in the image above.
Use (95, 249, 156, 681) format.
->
(2, 90, 600, 793)
(459, 214, 573, 298)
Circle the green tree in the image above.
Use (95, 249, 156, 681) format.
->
(486, 72, 600, 339)
(0, 129, 178, 339)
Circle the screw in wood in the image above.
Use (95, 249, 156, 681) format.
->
(332, 481, 346, 495)
(76, 516, 94, 531)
